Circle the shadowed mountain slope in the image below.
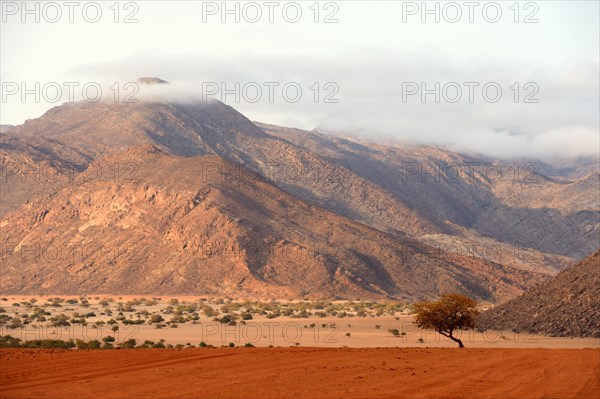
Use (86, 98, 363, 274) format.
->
(477, 250, 600, 337)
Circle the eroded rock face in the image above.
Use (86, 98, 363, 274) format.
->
(478, 250, 600, 337)
(0, 147, 549, 300)
(0, 91, 597, 299)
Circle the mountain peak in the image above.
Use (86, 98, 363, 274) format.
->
(137, 77, 169, 85)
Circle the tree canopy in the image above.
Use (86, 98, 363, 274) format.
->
(413, 294, 479, 348)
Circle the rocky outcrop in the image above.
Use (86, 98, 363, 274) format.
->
(477, 251, 600, 337)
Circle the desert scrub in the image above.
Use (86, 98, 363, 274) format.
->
(0, 335, 76, 349)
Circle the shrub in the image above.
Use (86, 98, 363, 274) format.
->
(49, 314, 70, 327)
(120, 339, 137, 349)
(214, 314, 234, 324)
(388, 328, 400, 336)
(153, 339, 166, 349)
(169, 316, 186, 324)
(76, 339, 102, 349)
(0, 335, 21, 347)
(202, 306, 218, 317)
(6, 318, 23, 329)
(241, 312, 253, 320)
(88, 340, 101, 349)
(23, 339, 75, 349)
(122, 319, 145, 325)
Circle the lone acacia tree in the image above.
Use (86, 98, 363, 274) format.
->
(413, 294, 479, 348)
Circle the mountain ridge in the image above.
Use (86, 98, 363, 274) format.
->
(1, 91, 597, 300)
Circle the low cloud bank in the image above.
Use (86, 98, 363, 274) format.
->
(5, 51, 599, 160)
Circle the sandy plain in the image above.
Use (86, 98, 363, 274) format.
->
(1, 347, 599, 399)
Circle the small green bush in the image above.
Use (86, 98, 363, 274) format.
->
(120, 339, 137, 349)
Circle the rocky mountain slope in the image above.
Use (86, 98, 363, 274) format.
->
(477, 250, 600, 337)
(258, 123, 599, 259)
(1, 101, 438, 238)
(0, 145, 547, 300)
(0, 78, 597, 299)
(0, 125, 14, 134)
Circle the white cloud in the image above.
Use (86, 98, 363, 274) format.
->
(1, 1, 598, 159)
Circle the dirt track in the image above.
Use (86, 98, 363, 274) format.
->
(1, 348, 598, 399)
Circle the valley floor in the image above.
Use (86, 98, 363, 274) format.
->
(1, 347, 598, 399)
(2, 295, 599, 349)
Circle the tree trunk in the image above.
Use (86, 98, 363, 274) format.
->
(439, 331, 465, 348)
(449, 334, 464, 348)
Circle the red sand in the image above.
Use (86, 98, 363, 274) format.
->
(1, 348, 598, 399)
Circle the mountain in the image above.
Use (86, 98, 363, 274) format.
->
(258, 123, 599, 260)
(0, 125, 14, 134)
(0, 100, 437, 239)
(477, 250, 600, 337)
(0, 144, 550, 299)
(0, 79, 597, 299)
(137, 77, 169, 85)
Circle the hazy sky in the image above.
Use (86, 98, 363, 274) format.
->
(1, 0, 598, 158)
